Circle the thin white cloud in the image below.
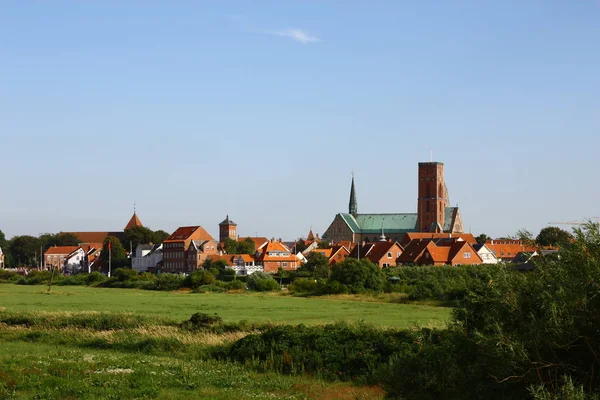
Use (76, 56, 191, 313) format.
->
(268, 28, 320, 44)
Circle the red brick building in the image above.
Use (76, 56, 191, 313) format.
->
(162, 226, 214, 273)
(256, 240, 301, 273)
(348, 241, 404, 268)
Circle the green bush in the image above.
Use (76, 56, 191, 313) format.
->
(215, 322, 415, 383)
(288, 278, 320, 294)
(0, 270, 22, 282)
(325, 258, 385, 294)
(247, 272, 280, 292)
(193, 284, 226, 293)
(150, 273, 184, 291)
(183, 270, 216, 289)
(16, 270, 53, 285)
(225, 280, 245, 290)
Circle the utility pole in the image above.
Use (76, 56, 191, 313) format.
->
(108, 240, 112, 278)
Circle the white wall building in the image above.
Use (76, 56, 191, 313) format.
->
(473, 244, 499, 264)
(132, 244, 163, 272)
(0, 247, 5, 268)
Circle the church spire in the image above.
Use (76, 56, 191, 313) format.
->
(349, 172, 358, 217)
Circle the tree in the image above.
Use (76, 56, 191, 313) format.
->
(514, 228, 536, 247)
(329, 258, 385, 293)
(247, 271, 280, 292)
(237, 238, 255, 255)
(8, 235, 42, 267)
(152, 230, 170, 244)
(317, 241, 331, 249)
(0, 229, 7, 250)
(536, 226, 572, 247)
(299, 252, 331, 279)
(123, 226, 155, 251)
(223, 237, 239, 254)
(39, 232, 80, 250)
(295, 239, 307, 253)
(100, 236, 127, 273)
(475, 233, 490, 245)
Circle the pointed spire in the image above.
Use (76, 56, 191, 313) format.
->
(349, 172, 358, 217)
(380, 223, 387, 242)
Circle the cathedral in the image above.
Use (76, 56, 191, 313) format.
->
(322, 162, 464, 244)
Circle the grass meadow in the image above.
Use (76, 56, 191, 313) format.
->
(0, 285, 451, 328)
(0, 284, 451, 399)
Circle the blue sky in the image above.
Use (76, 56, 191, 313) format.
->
(1, 1, 599, 240)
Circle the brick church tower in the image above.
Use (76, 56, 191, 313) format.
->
(219, 215, 237, 243)
(417, 162, 448, 232)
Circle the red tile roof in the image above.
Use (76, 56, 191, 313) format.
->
(124, 213, 143, 230)
(400, 233, 477, 247)
(45, 246, 80, 256)
(237, 237, 269, 250)
(164, 226, 214, 242)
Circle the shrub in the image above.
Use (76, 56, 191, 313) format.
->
(225, 280, 245, 291)
(113, 268, 139, 282)
(0, 270, 22, 282)
(193, 284, 226, 293)
(182, 270, 216, 289)
(83, 271, 108, 285)
(288, 278, 319, 294)
(150, 273, 184, 291)
(181, 312, 223, 330)
(215, 322, 416, 383)
(326, 258, 385, 294)
(247, 272, 280, 292)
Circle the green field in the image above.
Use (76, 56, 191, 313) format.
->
(0, 284, 450, 399)
(0, 285, 451, 328)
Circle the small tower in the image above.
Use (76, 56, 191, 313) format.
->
(219, 215, 237, 243)
(417, 162, 447, 232)
(124, 205, 143, 231)
(379, 225, 387, 242)
(349, 173, 358, 218)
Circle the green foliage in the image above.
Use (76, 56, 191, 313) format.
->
(247, 272, 280, 292)
(298, 252, 331, 279)
(8, 235, 42, 266)
(536, 226, 573, 247)
(216, 322, 415, 383)
(100, 236, 127, 272)
(326, 258, 385, 294)
(476, 233, 490, 245)
(385, 264, 504, 301)
(294, 239, 307, 253)
(151, 229, 170, 244)
(150, 273, 184, 291)
(182, 270, 216, 289)
(123, 226, 155, 251)
(16, 270, 53, 285)
(288, 278, 321, 294)
(0, 229, 7, 251)
(39, 232, 80, 250)
(0, 269, 22, 282)
(223, 237, 255, 255)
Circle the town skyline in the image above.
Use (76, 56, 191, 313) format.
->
(1, 2, 599, 239)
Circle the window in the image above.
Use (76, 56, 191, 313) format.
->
(283, 262, 288, 267)
(463, 252, 471, 259)
(387, 252, 392, 258)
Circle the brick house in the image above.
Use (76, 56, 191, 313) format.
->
(44, 246, 80, 270)
(484, 240, 538, 263)
(162, 226, 214, 273)
(348, 240, 404, 268)
(187, 239, 220, 269)
(397, 238, 482, 266)
(256, 240, 302, 273)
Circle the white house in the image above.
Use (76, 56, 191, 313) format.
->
(132, 244, 163, 272)
(473, 244, 499, 264)
(0, 247, 5, 268)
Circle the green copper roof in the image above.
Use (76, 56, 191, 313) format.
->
(338, 207, 458, 234)
(340, 213, 361, 232)
(357, 213, 418, 234)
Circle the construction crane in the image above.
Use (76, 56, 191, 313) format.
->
(548, 217, 600, 226)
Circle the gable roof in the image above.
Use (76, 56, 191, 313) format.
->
(164, 226, 214, 242)
(401, 232, 477, 247)
(124, 213, 143, 230)
(62, 231, 123, 244)
(397, 240, 435, 263)
(313, 248, 333, 258)
(364, 241, 402, 263)
(45, 246, 80, 256)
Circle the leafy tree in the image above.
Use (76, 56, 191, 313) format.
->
(123, 226, 155, 251)
(299, 252, 331, 279)
(0, 229, 8, 250)
(100, 236, 128, 272)
(475, 233, 490, 245)
(328, 258, 385, 293)
(183, 270, 216, 289)
(514, 228, 536, 246)
(152, 230, 170, 244)
(247, 272, 280, 292)
(223, 237, 239, 254)
(237, 238, 255, 255)
(39, 232, 80, 250)
(317, 241, 331, 249)
(295, 239, 307, 253)
(8, 235, 42, 267)
(536, 226, 572, 247)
